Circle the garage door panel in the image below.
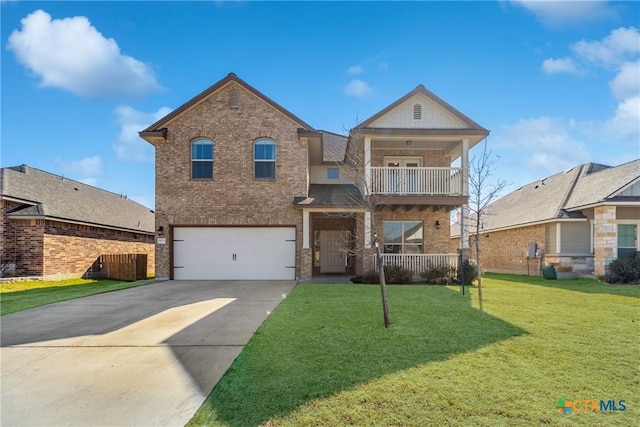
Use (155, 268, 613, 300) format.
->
(173, 227, 295, 280)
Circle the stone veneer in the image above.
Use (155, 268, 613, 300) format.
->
(593, 205, 617, 276)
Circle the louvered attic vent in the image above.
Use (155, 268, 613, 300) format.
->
(413, 103, 422, 120)
(229, 90, 240, 108)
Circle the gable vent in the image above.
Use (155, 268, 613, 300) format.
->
(229, 90, 240, 108)
(412, 103, 422, 120)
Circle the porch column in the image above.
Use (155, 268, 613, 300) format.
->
(364, 211, 372, 248)
(364, 136, 372, 195)
(302, 209, 310, 249)
(593, 205, 617, 276)
(461, 139, 469, 196)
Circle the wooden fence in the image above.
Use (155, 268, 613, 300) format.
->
(100, 254, 147, 281)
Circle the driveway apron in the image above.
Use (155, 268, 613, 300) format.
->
(1, 280, 296, 426)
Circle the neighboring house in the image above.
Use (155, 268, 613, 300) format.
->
(0, 165, 155, 279)
(140, 73, 488, 281)
(452, 160, 640, 277)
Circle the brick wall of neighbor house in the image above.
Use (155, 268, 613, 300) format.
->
(371, 149, 450, 167)
(42, 220, 155, 279)
(4, 218, 46, 276)
(154, 81, 307, 278)
(0, 200, 23, 269)
(466, 224, 546, 275)
(373, 207, 451, 254)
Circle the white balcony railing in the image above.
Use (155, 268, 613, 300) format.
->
(375, 253, 459, 276)
(370, 167, 463, 195)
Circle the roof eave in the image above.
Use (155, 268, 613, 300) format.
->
(6, 214, 155, 235)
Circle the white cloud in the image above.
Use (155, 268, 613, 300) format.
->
(346, 65, 364, 75)
(511, 0, 617, 28)
(542, 57, 581, 75)
(54, 155, 104, 186)
(7, 9, 160, 99)
(602, 95, 640, 141)
(114, 105, 172, 162)
(493, 117, 590, 174)
(572, 27, 640, 69)
(344, 79, 373, 98)
(609, 60, 640, 101)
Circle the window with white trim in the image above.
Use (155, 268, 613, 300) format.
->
(327, 167, 339, 180)
(191, 139, 214, 179)
(618, 224, 638, 259)
(254, 139, 276, 179)
(383, 221, 423, 253)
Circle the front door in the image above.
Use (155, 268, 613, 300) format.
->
(320, 230, 347, 273)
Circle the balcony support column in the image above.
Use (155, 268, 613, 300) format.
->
(460, 139, 470, 250)
(364, 137, 372, 195)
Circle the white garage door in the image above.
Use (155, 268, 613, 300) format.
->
(173, 227, 296, 280)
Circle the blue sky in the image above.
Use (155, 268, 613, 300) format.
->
(2, 1, 639, 209)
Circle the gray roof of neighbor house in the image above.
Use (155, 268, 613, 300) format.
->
(476, 159, 640, 232)
(1, 165, 155, 233)
(320, 130, 348, 163)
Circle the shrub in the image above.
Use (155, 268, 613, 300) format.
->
(421, 264, 455, 285)
(351, 265, 414, 284)
(384, 265, 414, 284)
(602, 255, 640, 284)
(457, 259, 478, 286)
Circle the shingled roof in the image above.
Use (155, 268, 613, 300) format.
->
(320, 130, 348, 163)
(477, 160, 640, 232)
(1, 165, 155, 233)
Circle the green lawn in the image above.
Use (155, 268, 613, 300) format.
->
(188, 275, 639, 427)
(0, 278, 154, 315)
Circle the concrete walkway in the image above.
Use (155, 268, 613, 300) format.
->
(1, 280, 296, 426)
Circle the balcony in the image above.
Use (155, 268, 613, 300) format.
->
(369, 166, 464, 196)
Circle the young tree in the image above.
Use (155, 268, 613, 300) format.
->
(467, 140, 508, 299)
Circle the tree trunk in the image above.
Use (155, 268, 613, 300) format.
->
(375, 239, 390, 328)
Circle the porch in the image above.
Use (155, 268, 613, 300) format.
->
(375, 253, 459, 276)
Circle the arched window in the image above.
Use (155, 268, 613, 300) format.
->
(412, 103, 422, 120)
(254, 139, 276, 179)
(191, 139, 214, 179)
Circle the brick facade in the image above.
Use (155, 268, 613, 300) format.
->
(1, 200, 154, 279)
(463, 224, 546, 275)
(154, 81, 307, 279)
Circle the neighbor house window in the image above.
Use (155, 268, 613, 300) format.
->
(383, 221, 423, 253)
(254, 139, 276, 179)
(191, 138, 214, 179)
(327, 167, 339, 180)
(618, 224, 638, 259)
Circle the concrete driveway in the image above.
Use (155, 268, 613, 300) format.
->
(1, 280, 296, 426)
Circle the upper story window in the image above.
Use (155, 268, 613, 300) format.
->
(191, 138, 214, 179)
(254, 139, 276, 179)
(327, 167, 339, 180)
(412, 103, 422, 120)
(383, 221, 423, 254)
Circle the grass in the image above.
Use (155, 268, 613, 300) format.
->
(0, 278, 154, 315)
(188, 275, 639, 426)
